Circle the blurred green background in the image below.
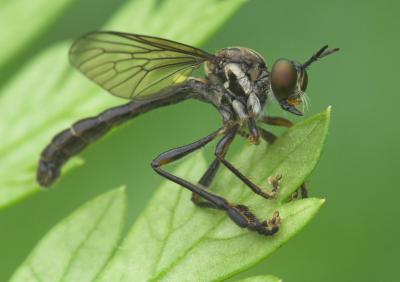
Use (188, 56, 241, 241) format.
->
(0, 0, 399, 281)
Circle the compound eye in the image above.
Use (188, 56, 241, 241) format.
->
(271, 59, 297, 99)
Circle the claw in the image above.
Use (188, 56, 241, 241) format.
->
(267, 211, 281, 227)
(258, 174, 282, 199)
(259, 189, 277, 199)
(229, 204, 281, 236)
(268, 174, 282, 192)
(257, 210, 281, 235)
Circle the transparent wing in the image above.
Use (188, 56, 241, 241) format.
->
(69, 31, 214, 100)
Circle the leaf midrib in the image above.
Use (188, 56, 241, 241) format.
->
(58, 192, 118, 282)
(150, 118, 323, 281)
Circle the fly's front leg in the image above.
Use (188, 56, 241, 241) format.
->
(258, 114, 292, 144)
(151, 126, 280, 236)
(299, 182, 308, 198)
(289, 182, 309, 201)
(215, 125, 278, 199)
(257, 115, 289, 143)
(260, 115, 293, 128)
(258, 127, 278, 144)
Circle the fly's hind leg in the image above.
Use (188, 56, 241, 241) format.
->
(151, 126, 280, 236)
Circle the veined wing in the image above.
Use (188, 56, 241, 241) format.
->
(69, 31, 214, 99)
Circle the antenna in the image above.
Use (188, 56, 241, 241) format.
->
(302, 45, 340, 69)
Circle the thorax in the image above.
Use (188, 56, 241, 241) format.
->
(202, 47, 271, 124)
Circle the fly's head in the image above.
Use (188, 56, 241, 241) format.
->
(271, 45, 339, 116)
(271, 59, 308, 116)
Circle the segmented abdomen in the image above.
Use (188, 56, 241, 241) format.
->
(37, 83, 194, 187)
(37, 102, 134, 187)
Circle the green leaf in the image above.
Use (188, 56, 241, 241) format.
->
(10, 187, 126, 282)
(237, 275, 282, 282)
(10, 109, 330, 281)
(96, 108, 330, 281)
(0, 0, 246, 209)
(0, 0, 75, 68)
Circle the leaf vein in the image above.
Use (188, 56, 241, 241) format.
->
(58, 193, 118, 281)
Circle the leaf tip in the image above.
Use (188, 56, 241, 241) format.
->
(114, 185, 127, 195)
(322, 105, 332, 121)
(311, 106, 332, 134)
(326, 105, 333, 115)
(309, 197, 326, 209)
(103, 185, 127, 203)
(310, 106, 332, 125)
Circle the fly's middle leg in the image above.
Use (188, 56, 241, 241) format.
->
(215, 125, 278, 199)
(259, 114, 308, 200)
(151, 126, 280, 236)
(192, 123, 277, 208)
(191, 158, 222, 209)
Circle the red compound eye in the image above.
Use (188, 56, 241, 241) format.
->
(271, 59, 297, 99)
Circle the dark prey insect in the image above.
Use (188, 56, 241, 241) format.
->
(37, 31, 339, 236)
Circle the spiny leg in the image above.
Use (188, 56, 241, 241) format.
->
(192, 118, 259, 208)
(215, 125, 278, 199)
(192, 125, 278, 208)
(192, 125, 279, 207)
(151, 127, 280, 236)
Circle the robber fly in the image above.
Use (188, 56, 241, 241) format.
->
(37, 31, 338, 236)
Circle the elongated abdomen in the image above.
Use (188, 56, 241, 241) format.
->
(37, 84, 193, 187)
(37, 102, 134, 187)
